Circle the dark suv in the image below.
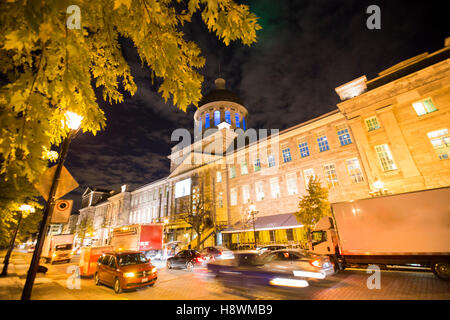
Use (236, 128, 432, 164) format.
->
(166, 249, 207, 271)
(94, 251, 157, 294)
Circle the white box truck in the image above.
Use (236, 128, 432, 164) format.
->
(42, 234, 75, 264)
(309, 187, 450, 280)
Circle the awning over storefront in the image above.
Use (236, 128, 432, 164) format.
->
(222, 213, 303, 233)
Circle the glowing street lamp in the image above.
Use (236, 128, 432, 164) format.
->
(1, 205, 35, 276)
(21, 111, 82, 300)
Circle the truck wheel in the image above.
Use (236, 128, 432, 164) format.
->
(432, 262, 450, 281)
(94, 273, 100, 286)
(114, 278, 122, 294)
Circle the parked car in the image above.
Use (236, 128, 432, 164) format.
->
(256, 244, 289, 254)
(94, 251, 157, 294)
(166, 249, 208, 271)
(201, 246, 234, 261)
(207, 249, 334, 293)
(27, 245, 35, 253)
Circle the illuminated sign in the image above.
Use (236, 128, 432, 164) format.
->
(175, 178, 191, 198)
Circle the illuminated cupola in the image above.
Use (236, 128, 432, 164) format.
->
(194, 78, 248, 139)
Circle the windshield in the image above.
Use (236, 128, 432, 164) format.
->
(55, 244, 72, 251)
(118, 253, 148, 266)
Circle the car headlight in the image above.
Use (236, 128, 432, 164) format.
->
(52, 253, 57, 257)
(124, 272, 135, 278)
(151, 267, 157, 274)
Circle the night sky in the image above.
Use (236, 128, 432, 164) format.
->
(64, 0, 449, 212)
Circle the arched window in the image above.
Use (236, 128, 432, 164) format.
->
(205, 113, 210, 128)
(235, 113, 240, 128)
(214, 110, 221, 126)
(225, 110, 231, 124)
(242, 117, 246, 131)
(198, 116, 202, 132)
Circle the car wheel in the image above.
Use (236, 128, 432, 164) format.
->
(94, 273, 100, 286)
(432, 261, 450, 281)
(114, 278, 122, 294)
(186, 261, 194, 272)
(166, 260, 172, 269)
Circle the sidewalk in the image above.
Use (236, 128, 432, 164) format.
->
(0, 253, 27, 300)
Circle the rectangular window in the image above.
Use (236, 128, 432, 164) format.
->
(286, 229, 294, 241)
(229, 165, 236, 179)
(324, 163, 339, 187)
(216, 171, 222, 183)
(230, 188, 237, 206)
(218, 192, 223, 208)
(317, 133, 330, 152)
(282, 147, 292, 163)
(270, 177, 281, 198)
(303, 168, 315, 188)
(286, 172, 298, 195)
(365, 116, 380, 131)
(298, 141, 310, 158)
(242, 185, 250, 204)
(269, 230, 275, 242)
(268, 154, 276, 167)
(427, 129, 449, 160)
(337, 127, 352, 146)
(346, 158, 364, 183)
(240, 161, 248, 175)
(255, 181, 264, 201)
(254, 158, 261, 172)
(205, 113, 210, 128)
(375, 144, 397, 171)
(412, 98, 437, 116)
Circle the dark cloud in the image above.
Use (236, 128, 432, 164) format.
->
(64, 0, 449, 212)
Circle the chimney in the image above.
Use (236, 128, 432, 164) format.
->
(445, 37, 450, 47)
(214, 78, 226, 89)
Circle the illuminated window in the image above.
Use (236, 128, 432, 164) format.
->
(298, 141, 310, 158)
(317, 133, 330, 152)
(242, 185, 250, 204)
(253, 158, 261, 172)
(270, 177, 280, 198)
(230, 188, 237, 206)
(337, 127, 352, 146)
(240, 161, 248, 175)
(268, 154, 276, 167)
(324, 163, 339, 187)
(365, 116, 380, 131)
(218, 192, 223, 208)
(198, 117, 202, 133)
(214, 110, 221, 126)
(235, 113, 240, 128)
(412, 98, 437, 116)
(427, 129, 449, 160)
(255, 181, 264, 201)
(229, 165, 236, 179)
(303, 168, 315, 187)
(205, 113, 210, 128)
(225, 111, 231, 124)
(282, 147, 292, 163)
(242, 117, 246, 131)
(216, 171, 222, 183)
(346, 158, 364, 183)
(286, 173, 298, 195)
(375, 144, 397, 171)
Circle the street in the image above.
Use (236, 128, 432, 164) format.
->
(1, 251, 449, 300)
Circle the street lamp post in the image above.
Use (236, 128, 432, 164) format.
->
(1, 205, 35, 276)
(248, 203, 258, 249)
(21, 112, 82, 300)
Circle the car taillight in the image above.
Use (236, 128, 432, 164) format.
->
(196, 256, 204, 263)
(310, 259, 322, 268)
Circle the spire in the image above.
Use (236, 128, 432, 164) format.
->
(214, 78, 226, 90)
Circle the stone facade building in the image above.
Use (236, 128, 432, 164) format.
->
(77, 39, 450, 250)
